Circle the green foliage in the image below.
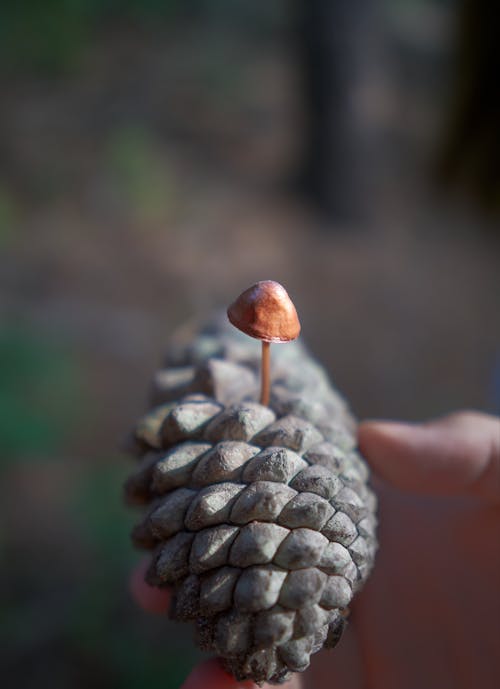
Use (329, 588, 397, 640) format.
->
(0, 460, 196, 688)
(100, 0, 183, 21)
(72, 462, 135, 566)
(67, 462, 197, 688)
(0, 0, 183, 74)
(0, 325, 83, 465)
(0, 186, 17, 247)
(0, 1, 286, 75)
(0, 0, 91, 73)
(105, 126, 175, 223)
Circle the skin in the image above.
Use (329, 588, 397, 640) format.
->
(129, 411, 500, 689)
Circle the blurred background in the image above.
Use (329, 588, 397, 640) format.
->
(1, 1, 499, 687)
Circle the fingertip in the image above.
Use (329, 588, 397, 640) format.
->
(358, 413, 500, 501)
(358, 420, 420, 489)
(358, 417, 455, 495)
(179, 659, 251, 689)
(358, 419, 416, 446)
(129, 557, 171, 615)
(179, 658, 302, 689)
(358, 419, 410, 446)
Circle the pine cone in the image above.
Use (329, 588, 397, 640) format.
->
(125, 315, 378, 685)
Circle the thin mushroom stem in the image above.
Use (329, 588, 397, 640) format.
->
(260, 340, 271, 406)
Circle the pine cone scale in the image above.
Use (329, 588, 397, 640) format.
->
(125, 319, 378, 684)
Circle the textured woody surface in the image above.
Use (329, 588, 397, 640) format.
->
(125, 315, 378, 685)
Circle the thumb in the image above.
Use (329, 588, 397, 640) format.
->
(358, 411, 500, 502)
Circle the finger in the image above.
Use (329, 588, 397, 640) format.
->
(358, 411, 500, 502)
(180, 658, 302, 689)
(129, 557, 171, 615)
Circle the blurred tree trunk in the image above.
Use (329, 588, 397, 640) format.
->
(437, 0, 500, 213)
(294, 0, 374, 224)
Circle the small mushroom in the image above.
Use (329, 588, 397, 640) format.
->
(227, 281, 301, 406)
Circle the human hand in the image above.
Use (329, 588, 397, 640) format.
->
(309, 410, 500, 689)
(130, 411, 500, 689)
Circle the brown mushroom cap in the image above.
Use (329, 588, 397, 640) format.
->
(227, 280, 301, 343)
